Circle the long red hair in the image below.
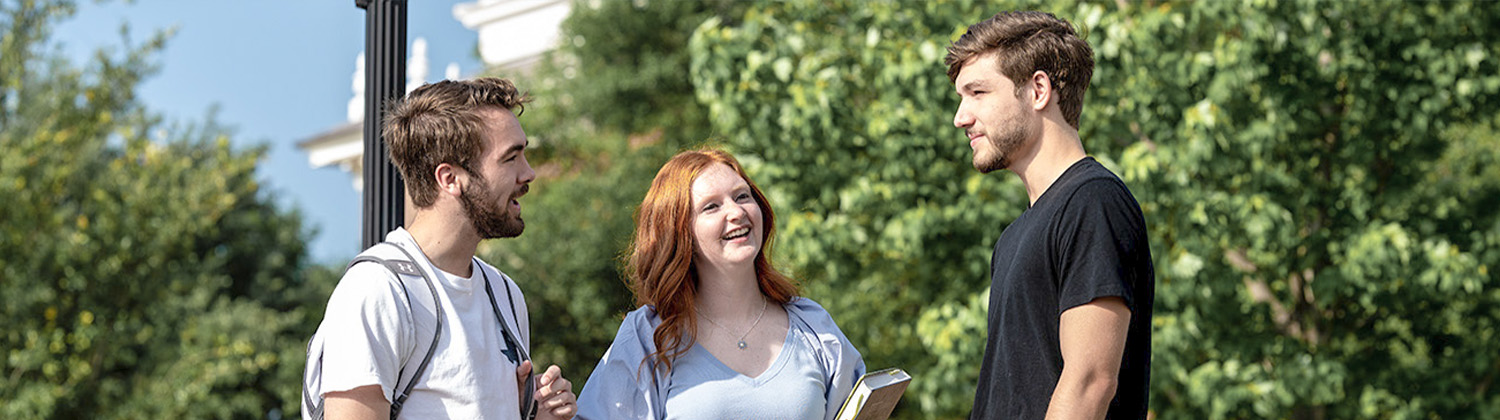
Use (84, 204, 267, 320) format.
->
(626, 148, 798, 374)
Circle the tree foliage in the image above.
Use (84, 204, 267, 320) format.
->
(7, 0, 1490, 418)
(690, 0, 1500, 418)
(475, 0, 747, 385)
(1085, 1, 1500, 418)
(691, 1, 1016, 417)
(0, 1, 333, 418)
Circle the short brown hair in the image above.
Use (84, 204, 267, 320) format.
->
(945, 11, 1094, 129)
(382, 77, 532, 207)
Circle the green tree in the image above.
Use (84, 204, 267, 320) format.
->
(691, 1, 1016, 417)
(691, 0, 1500, 418)
(475, 0, 747, 384)
(0, 1, 330, 417)
(1087, 1, 1500, 418)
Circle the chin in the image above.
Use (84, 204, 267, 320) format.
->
(726, 251, 759, 265)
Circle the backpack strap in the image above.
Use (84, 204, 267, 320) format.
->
(362, 242, 445, 419)
(478, 262, 537, 419)
(303, 337, 326, 420)
(302, 242, 443, 420)
(479, 263, 527, 362)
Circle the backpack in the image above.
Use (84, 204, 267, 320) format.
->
(301, 242, 444, 420)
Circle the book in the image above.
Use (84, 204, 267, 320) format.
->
(833, 367, 911, 420)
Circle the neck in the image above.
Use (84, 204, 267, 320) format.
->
(694, 262, 765, 320)
(1011, 117, 1087, 205)
(407, 209, 481, 277)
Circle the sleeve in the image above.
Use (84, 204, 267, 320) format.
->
(576, 308, 664, 420)
(316, 262, 414, 401)
(789, 298, 867, 420)
(1054, 178, 1149, 314)
(824, 329, 866, 420)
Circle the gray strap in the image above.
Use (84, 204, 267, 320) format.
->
(479, 263, 535, 420)
(345, 242, 445, 420)
(303, 346, 325, 419)
(480, 265, 526, 361)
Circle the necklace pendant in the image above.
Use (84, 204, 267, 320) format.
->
(737, 340, 747, 349)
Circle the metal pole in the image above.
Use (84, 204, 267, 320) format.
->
(357, 0, 407, 249)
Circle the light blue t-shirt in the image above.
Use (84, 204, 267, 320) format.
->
(576, 298, 865, 420)
(663, 323, 826, 420)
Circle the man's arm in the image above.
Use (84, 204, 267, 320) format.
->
(326, 385, 390, 420)
(1045, 296, 1131, 420)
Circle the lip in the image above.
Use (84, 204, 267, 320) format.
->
(510, 185, 530, 210)
(722, 225, 752, 242)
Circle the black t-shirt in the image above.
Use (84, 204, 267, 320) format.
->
(970, 157, 1154, 420)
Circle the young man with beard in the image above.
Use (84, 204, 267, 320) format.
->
(946, 11, 1155, 420)
(309, 78, 576, 420)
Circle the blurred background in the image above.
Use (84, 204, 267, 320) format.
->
(3, 0, 1498, 418)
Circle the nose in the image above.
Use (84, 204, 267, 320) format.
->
(518, 154, 536, 185)
(726, 201, 748, 222)
(954, 102, 975, 129)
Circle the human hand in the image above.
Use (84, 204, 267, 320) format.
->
(516, 360, 534, 407)
(532, 364, 576, 420)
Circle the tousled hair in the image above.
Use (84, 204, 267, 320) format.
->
(626, 148, 798, 374)
(945, 10, 1094, 129)
(382, 77, 531, 207)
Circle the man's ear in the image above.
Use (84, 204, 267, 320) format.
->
(433, 163, 464, 199)
(1029, 70, 1053, 112)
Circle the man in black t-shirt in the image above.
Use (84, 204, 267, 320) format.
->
(944, 11, 1155, 420)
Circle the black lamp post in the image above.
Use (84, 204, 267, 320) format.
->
(356, 0, 407, 249)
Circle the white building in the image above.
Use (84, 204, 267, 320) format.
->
(298, 0, 571, 190)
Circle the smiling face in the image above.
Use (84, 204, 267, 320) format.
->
(689, 163, 765, 273)
(461, 107, 536, 239)
(953, 54, 1040, 173)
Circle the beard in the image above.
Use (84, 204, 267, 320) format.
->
(972, 112, 1036, 174)
(460, 176, 526, 239)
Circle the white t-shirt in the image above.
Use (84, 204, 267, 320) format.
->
(317, 228, 530, 419)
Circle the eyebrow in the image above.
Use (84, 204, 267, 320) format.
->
(690, 193, 710, 210)
(501, 142, 526, 159)
(959, 80, 988, 93)
(691, 185, 752, 208)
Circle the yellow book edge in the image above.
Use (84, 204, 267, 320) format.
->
(833, 367, 911, 420)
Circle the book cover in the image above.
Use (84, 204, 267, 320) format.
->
(834, 367, 911, 420)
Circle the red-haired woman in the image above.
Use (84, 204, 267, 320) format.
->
(577, 149, 864, 420)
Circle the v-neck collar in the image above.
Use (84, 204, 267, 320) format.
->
(690, 321, 797, 386)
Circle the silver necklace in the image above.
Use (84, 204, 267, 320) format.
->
(696, 298, 768, 350)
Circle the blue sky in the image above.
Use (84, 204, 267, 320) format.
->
(55, 1, 487, 263)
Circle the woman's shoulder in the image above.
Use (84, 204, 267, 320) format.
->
(621, 304, 662, 326)
(783, 296, 865, 380)
(610, 305, 663, 350)
(784, 296, 851, 338)
(785, 296, 834, 319)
